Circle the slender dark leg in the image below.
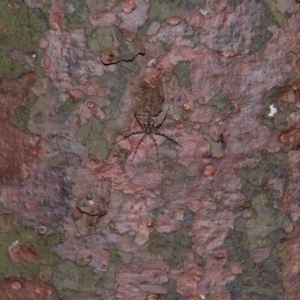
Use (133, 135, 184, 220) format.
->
(130, 133, 147, 165)
(149, 134, 159, 167)
(134, 112, 144, 129)
(113, 131, 144, 144)
(154, 106, 170, 129)
(154, 132, 182, 147)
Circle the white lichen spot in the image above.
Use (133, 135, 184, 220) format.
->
(200, 295, 205, 299)
(200, 9, 209, 16)
(268, 104, 277, 116)
(148, 59, 157, 67)
(88, 200, 95, 205)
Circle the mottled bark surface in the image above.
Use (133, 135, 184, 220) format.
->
(0, 0, 300, 299)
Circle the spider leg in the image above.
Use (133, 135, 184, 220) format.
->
(134, 112, 144, 129)
(149, 134, 159, 167)
(113, 131, 144, 144)
(130, 133, 147, 165)
(154, 106, 170, 129)
(154, 132, 182, 147)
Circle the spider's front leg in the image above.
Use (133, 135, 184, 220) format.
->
(134, 112, 144, 130)
(154, 106, 170, 130)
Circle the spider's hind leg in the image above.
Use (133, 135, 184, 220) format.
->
(150, 134, 159, 167)
(130, 133, 147, 165)
(154, 132, 182, 147)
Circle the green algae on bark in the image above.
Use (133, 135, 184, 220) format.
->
(173, 61, 191, 88)
(0, 221, 62, 279)
(77, 116, 109, 160)
(56, 97, 80, 123)
(207, 92, 235, 111)
(225, 147, 289, 299)
(149, 209, 194, 270)
(11, 92, 38, 129)
(0, 2, 48, 77)
(149, 0, 205, 21)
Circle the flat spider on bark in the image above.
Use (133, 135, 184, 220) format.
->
(114, 107, 181, 165)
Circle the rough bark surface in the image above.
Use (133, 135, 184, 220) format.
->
(0, 0, 300, 299)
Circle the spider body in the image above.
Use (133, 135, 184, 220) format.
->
(114, 108, 180, 165)
(143, 116, 155, 135)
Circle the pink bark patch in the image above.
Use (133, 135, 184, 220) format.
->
(0, 277, 53, 300)
(7, 241, 38, 263)
(89, 11, 117, 27)
(0, 72, 39, 184)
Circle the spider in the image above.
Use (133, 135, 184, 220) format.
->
(114, 107, 181, 165)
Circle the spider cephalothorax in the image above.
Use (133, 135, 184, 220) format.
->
(114, 107, 181, 165)
(143, 115, 155, 134)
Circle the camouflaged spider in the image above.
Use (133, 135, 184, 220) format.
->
(114, 107, 181, 165)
